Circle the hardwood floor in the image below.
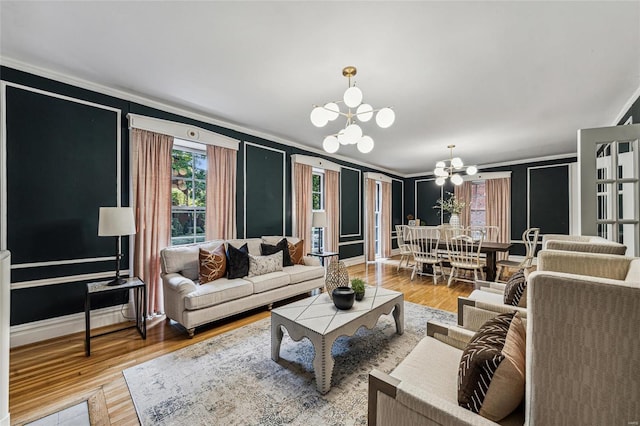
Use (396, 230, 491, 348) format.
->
(9, 257, 473, 425)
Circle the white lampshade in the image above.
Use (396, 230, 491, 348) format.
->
(323, 135, 339, 153)
(451, 157, 464, 169)
(356, 103, 373, 122)
(343, 123, 362, 144)
(357, 136, 374, 153)
(466, 165, 478, 175)
(451, 174, 464, 185)
(435, 161, 446, 168)
(337, 129, 348, 145)
(98, 207, 136, 236)
(312, 211, 327, 228)
(310, 107, 328, 127)
(343, 86, 363, 108)
(324, 102, 340, 121)
(435, 177, 446, 186)
(434, 167, 448, 177)
(376, 107, 395, 128)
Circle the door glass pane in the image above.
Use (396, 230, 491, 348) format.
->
(597, 223, 613, 239)
(597, 183, 613, 220)
(596, 143, 613, 179)
(617, 140, 636, 179)
(618, 182, 636, 220)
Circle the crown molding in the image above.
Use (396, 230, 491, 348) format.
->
(0, 56, 403, 177)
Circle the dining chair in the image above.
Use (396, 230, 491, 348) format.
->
(408, 226, 443, 284)
(446, 229, 484, 287)
(395, 224, 414, 271)
(495, 227, 540, 281)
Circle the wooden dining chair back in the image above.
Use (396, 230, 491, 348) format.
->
(395, 225, 414, 271)
(496, 227, 540, 281)
(446, 230, 484, 287)
(407, 226, 443, 284)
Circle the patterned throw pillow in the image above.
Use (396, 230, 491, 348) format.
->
(288, 240, 305, 265)
(458, 312, 526, 421)
(198, 245, 226, 284)
(226, 243, 249, 279)
(503, 269, 526, 306)
(260, 238, 293, 267)
(248, 251, 283, 277)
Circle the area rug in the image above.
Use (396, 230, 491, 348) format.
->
(124, 301, 455, 425)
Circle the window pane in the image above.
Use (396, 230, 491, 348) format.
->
(172, 211, 194, 239)
(172, 179, 189, 206)
(618, 182, 636, 220)
(312, 193, 321, 210)
(194, 180, 206, 207)
(172, 151, 193, 178)
(195, 212, 206, 237)
(194, 153, 207, 180)
(312, 174, 320, 192)
(595, 143, 613, 180)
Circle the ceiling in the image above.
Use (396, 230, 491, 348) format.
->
(1, 1, 639, 176)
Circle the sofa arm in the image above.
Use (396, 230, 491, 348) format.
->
(162, 273, 197, 324)
(458, 297, 526, 330)
(427, 321, 475, 350)
(475, 280, 506, 293)
(163, 273, 197, 294)
(302, 256, 321, 266)
(368, 369, 498, 426)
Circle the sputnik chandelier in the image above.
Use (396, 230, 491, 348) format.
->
(310, 66, 395, 154)
(433, 145, 478, 186)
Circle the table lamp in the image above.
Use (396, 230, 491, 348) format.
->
(312, 211, 327, 253)
(98, 207, 136, 286)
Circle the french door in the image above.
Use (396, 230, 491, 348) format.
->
(578, 124, 640, 256)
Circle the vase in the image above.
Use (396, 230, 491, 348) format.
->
(332, 287, 355, 310)
(325, 260, 349, 299)
(449, 213, 460, 228)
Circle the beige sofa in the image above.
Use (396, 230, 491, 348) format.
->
(160, 236, 325, 337)
(457, 249, 640, 328)
(541, 233, 627, 255)
(369, 254, 640, 425)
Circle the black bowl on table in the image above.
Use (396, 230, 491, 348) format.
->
(332, 286, 355, 310)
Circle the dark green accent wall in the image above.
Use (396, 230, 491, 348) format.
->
(529, 166, 569, 235)
(340, 168, 361, 237)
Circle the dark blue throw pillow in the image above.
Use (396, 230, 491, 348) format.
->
(260, 238, 294, 267)
(226, 243, 249, 279)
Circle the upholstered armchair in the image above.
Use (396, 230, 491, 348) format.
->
(541, 233, 627, 255)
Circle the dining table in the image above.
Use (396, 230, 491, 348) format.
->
(435, 241, 513, 282)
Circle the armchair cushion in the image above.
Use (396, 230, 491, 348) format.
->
(226, 243, 249, 279)
(458, 312, 525, 421)
(503, 269, 526, 306)
(198, 245, 227, 284)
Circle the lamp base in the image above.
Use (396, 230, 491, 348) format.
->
(106, 277, 127, 286)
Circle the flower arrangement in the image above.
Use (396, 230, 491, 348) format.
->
(433, 192, 466, 215)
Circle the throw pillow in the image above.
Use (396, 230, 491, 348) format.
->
(198, 245, 226, 284)
(226, 243, 249, 279)
(458, 312, 526, 421)
(260, 238, 293, 267)
(288, 239, 305, 265)
(503, 269, 526, 306)
(248, 252, 283, 277)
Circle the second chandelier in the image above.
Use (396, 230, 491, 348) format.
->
(310, 66, 395, 154)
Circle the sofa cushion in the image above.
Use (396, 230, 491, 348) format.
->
(245, 271, 290, 293)
(503, 269, 526, 306)
(260, 239, 293, 267)
(226, 243, 249, 279)
(226, 238, 262, 256)
(285, 264, 324, 284)
(288, 240, 305, 265)
(262, 235, 301, 245)
(184, 278, 253, 310)
(199, 245, 227, 284)
(161, 240, 225, 280)
(248, 252, 283, 277)
(458, 312, 525, 421)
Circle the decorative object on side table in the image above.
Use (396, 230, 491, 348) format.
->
(98, 207, 137, 286)
(332, 286, 355, 310)
(325, 260, 349, 298)
(350, 277, 366, 301)
(312, 211, 327, 253)
(434, 192, 466, 228)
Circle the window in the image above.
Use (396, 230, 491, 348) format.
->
(469, 181, 486, 227)
(171, 143, 207, 245)
(311, 170, 325, 251)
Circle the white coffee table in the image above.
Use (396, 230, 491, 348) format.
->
(271, 286, 404, 394)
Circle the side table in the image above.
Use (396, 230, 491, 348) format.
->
(85, 276, 146, 356)
(306, 251, 339, 267)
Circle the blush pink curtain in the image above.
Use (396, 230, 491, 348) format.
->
(454, 181, 473, 227)
(293, 163, 313, 255)
(366, 178, 377, 261)
(131, 129, 173, 316)
(324, 170, 340, 253)
(205, 145, 237, 240)
(486, 177, 511, 260)
(381, 181, 392, 258)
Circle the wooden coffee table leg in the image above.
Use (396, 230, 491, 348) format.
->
(311, 334, 335, 394)
(271, 320, 284, 362)
(393, 301, 404, 335)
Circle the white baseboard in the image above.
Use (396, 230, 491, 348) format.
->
(0, 413, 9, 426)
(10, 305, 125, 348)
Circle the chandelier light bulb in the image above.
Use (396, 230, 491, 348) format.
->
(356, 104, 373, 122)
(310, 107, 328, 127)
(451, 157, 464, 169)
(376, 107, 395, 128)
(435, 177, 446, 186)
(357, 136, 374, 153)
(324, 102, 340, 121)
(466, 165, 478, 175)
(323, 136, 339, 153)
(435, 161, 446, 168)
(434, 167, 447, 177)
(343, 86, 363, 108)
(343, 123, 363, 144)
(451, 174, 464, 186)
(337, 129, 348, 145)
